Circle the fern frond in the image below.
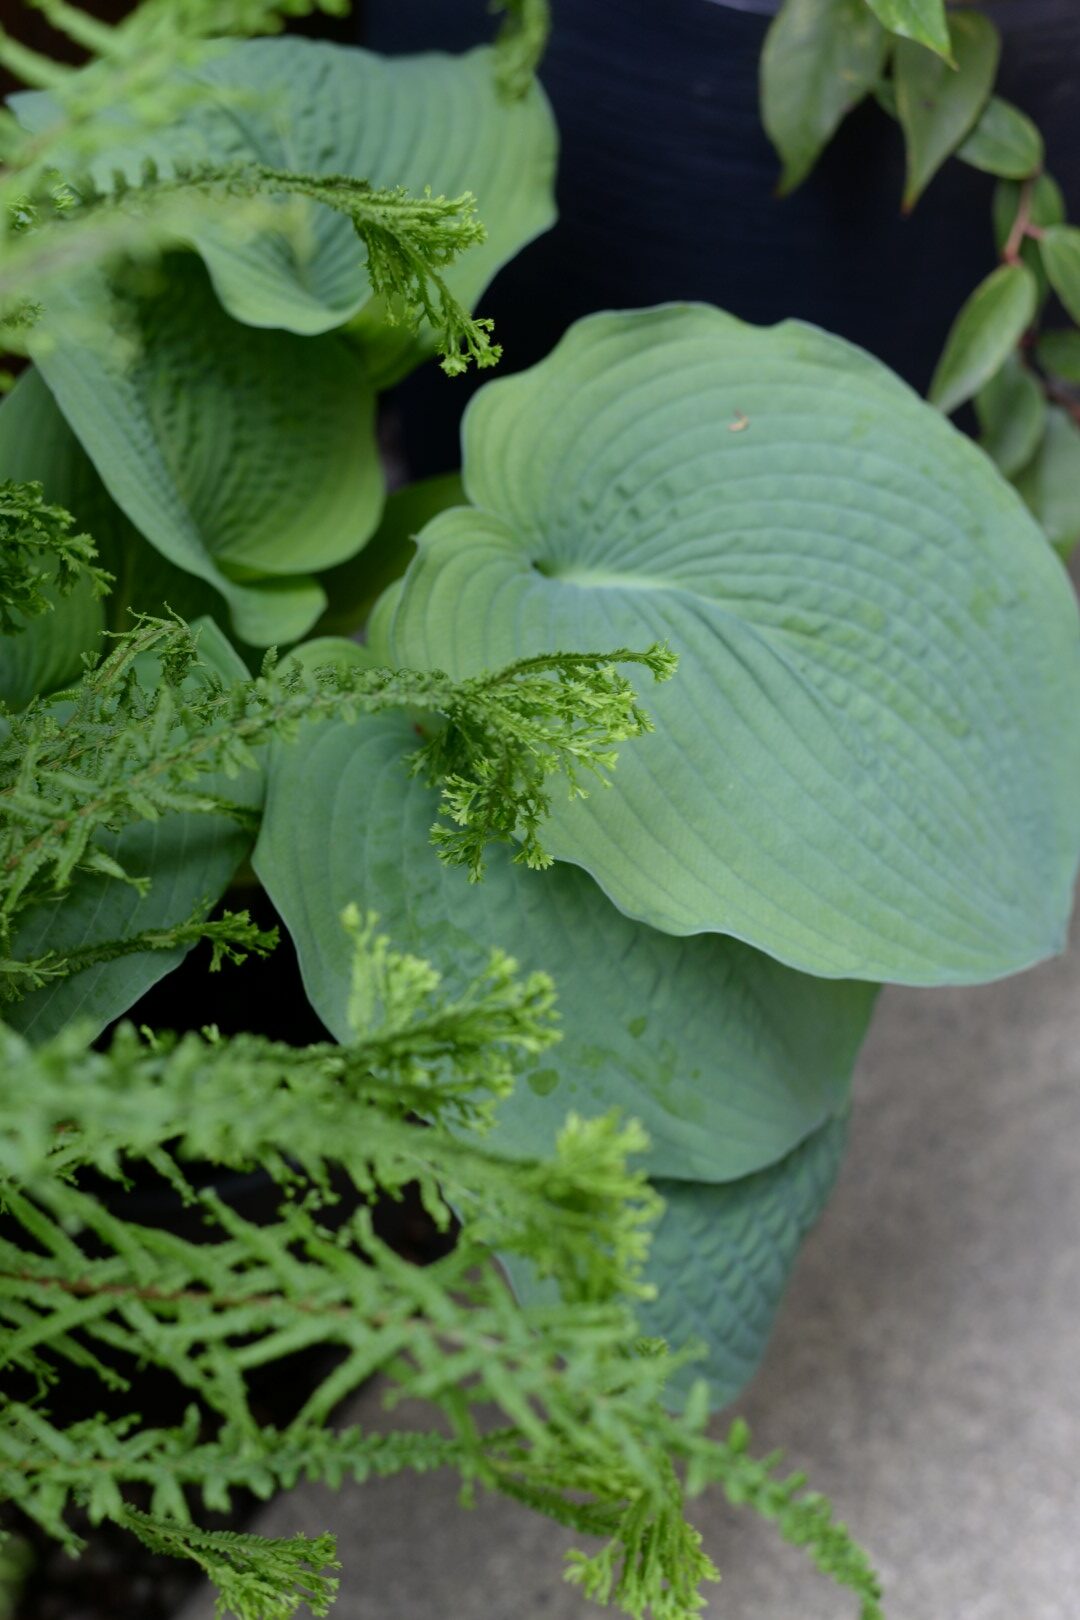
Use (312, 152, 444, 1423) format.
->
(0, 615, 674, 977)
(0, 479, 111, 635)
(0, 913, 882, 1620)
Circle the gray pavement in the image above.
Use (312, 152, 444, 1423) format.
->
(183, 923, 1080, 1620)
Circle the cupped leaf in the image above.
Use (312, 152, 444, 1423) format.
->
(5, 621, 260, 1043)
(390, 304, 1080, 986)
(13, 41, 557, 344)
(1040, 225, 1080, 329)
(644, 1113, 848, 1404)
(895, 14, 1000, 208)
(760, 0, 888, 196)
(315, 474, 465, 641)
(974, 352, 1046, 480)
(957, 96, 1043, 180)
(863, 0, 951, 62)
(929, 262, 1037, 416)
(30, 255, 380, 646)
(253, 703, 876, 1181)
(1014, 407, 1080, 559)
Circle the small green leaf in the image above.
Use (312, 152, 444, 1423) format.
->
(957, 96, 1043, 180)
(1040, 225, 1080, 328)
(863, 0, 952, 62)
(760, 0, 888, 196)
(974, 352, 1047, 478)
(1036, 328, 1080, 385)
(1014, 406, 1080, 558)
(895, 13, 1000, 209)
(929, 262, 1037, 416)
(993, 175, 1065, 306)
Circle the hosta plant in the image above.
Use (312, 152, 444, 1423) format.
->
(1, 1, 1078, 1616)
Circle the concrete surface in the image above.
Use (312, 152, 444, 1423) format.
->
(183, 929, 1080, 1620)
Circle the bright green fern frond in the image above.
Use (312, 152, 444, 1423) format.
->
(0, 618, 673, 985)
(121, 1510, 340, 1620)
(0, 478, 111, 634)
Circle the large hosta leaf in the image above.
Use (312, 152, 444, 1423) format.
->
(5, 621, 260, 1043)
(253, 700, 875, 1181)
(391, 305, 1080, 986)
(506, 1113, 849, 1407)
(30, 255, 379, 646)
(643, 1113, 848, 1404)
(13, 42, 557, 344)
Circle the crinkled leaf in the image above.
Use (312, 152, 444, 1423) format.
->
(929, 263, 1037, 416)
(863, 0, 951, 62)
(895, 14, 1000, 208)
(957, 96, 1043, 180)
(1040, 225, 1080, 329)
(390, 304, 1080, 985)
(13, 41, 557, 344)
(6, 621, 261, 1044)
(1014, 407, 1080, 559)
(974, 352, 1046, 480)
(760, 0, 888, 196)
(644, 1114, 849, 1404)
(253, 703, 876, 1180)
(30, 255, 380, 646)
(506, 1112, 850, 1406)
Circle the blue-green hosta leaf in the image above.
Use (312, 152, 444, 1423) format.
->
(644, 1112, 849, 1404)
(895, 13, 999, 208)
(13, 41, 557, 345)
(760, 0, 888, 196)
(5, 621, 260, 1044)
(390, 304, 1080, 986)
(315, 474, 466, 641)
(253, 702, 876, 1180)
(506, 1112, 849, 1407)
(30, 255, 379, 646)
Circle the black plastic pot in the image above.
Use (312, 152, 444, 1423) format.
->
(363, 0, 1080, 475)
